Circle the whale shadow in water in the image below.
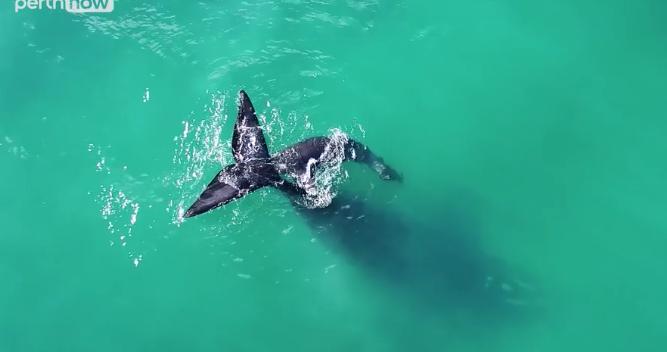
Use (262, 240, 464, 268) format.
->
(291, 187, 539, 322)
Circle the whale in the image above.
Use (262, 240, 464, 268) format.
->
(184, 90, 401, 218)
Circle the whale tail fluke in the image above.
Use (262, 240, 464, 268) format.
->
(185, 91, 275, 219)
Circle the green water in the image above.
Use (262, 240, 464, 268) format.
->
(2, 1, 666, 351)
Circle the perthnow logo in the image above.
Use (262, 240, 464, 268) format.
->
(15, 0, 114, 13)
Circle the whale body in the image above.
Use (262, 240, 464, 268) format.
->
(184, 90, 400, 218)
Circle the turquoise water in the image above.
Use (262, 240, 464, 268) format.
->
(2, 1, 666, 351)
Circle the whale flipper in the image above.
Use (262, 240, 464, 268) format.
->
(344, 139, 402, 181)
(232, 90, 270, 163)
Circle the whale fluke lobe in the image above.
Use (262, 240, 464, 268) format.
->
(184, 90, 401, 218)
(184, 162, 277, 218)
(184, 177, 240, 218)
(232, 90, 270, 163)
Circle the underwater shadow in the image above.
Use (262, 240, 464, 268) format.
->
(292, 190, 539, 322)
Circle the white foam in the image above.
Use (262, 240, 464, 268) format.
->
(300, 128, 350, 209)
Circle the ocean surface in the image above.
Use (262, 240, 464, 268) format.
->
(1, 1, 666, 351)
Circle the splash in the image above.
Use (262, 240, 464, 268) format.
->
(261, 108, 315, 152)
(300, 128, 350, 209)
(98, 185, 140, 247)
(97, 184, 143, 267)
(89, 143, 111, 174)
(142, 88, 150, 103)
(89, 144, 147, 267)
(2, 135, 30, 159)
(169, 91, 230, 224)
